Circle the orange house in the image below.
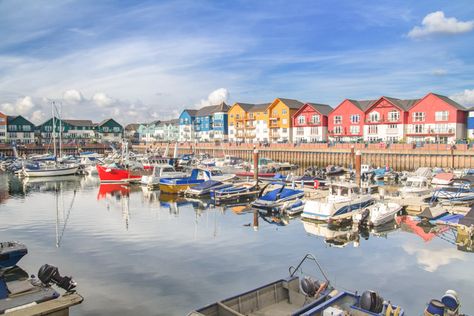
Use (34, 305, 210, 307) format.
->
(267, 98, 304, 143)
(228, 102, 270, 143)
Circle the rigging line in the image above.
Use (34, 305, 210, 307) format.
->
(57, 189, 77, 247)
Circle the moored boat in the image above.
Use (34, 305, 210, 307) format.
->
(210, 181, 260, 204)
(140, 164, 187, 187)
(251, 182, 304, 212)
(159, 168, 212, 194)
(184, 180, 233, 197)
(356, 202, 402, 227)
(22, 163, 79, 177)
(96, 164, 142, 183)
(399, 176, 431, 197)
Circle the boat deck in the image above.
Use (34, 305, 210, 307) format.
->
(248, 301, 300, 316)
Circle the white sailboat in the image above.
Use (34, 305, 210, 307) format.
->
(22, 102, 79, 177)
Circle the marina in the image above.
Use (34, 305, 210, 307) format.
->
(1, 146, 474, 314)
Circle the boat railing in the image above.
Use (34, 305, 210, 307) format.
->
(288, 253, 330, 284)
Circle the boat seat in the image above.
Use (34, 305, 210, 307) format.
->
(216, 302, 246, 316)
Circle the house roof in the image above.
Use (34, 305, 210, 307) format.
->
(306, 103, 333, 116)
(7, 115, 34, 125)
(97, 118, 122, 127)
(196, 102, 229, 116)
(234, 102, 256, 112)
(248, 103, 271, 112)
(183, 109, 198, 116)
(383, 97, 420, 111)
(277, 98, 304, 109)
(63, 119, 95, 127)
(347, 99, 378, 111)
(432, 93, 467, 110)
(125, 123, 140, 131)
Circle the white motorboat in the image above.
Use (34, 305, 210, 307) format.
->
(301, 182, 375, 222)
(204, 167, 236, 182)
(399, 176, 431, 196)
(140, 164, 187, 187)
(357, 202, 402, 227)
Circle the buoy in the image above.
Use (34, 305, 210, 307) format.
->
(313, 180, 319, 189)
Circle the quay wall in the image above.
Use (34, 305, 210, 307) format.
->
(135, 143, 474, 171)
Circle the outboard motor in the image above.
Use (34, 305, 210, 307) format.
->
(425, 299, 446, 316)
(360, 290, 384, 313)
(441, 290, 460, 315)
(300, 277, 321, 297)
(38, 264, 77, 292)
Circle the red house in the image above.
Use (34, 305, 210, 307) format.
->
(292, 103, 332, 142)
(406, 93, 467, 144)
(363, 97, 419, 142)
(328, 99, 377, 141)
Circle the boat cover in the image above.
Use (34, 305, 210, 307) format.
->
(434, 173, 454, 182)
(259, 187, 303, 202)
(191, 180, 223, 190)
(459, 206, 474, 227)
(415, 167, 432, 178)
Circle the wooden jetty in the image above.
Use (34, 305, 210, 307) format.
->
(6, 293, 83, 316)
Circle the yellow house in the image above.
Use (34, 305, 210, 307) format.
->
(267, 98, 304, 142)
(228, 102, 270, 143)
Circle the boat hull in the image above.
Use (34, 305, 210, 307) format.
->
(96, 165, 141, 183)
(23, 165, 79, 177)
(302, 197, 374, 222)
(159, 183, 198, 194)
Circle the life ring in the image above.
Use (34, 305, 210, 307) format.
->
(313, 180, 319, 189)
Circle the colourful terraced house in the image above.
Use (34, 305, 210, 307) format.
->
(95, 118, 123, 142)
(0, 111, 7, 143)
(292, 102, 332, 143)
(228, 102, 269, 143)
(267, 98, 304, 143)
(38, 118, 96, 143)
(178, 109, 197, 142)
(6, 115, 36, 144)
(406, 93, 467, 144)
(363, 97, 419, 142)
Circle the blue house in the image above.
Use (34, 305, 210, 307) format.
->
(468, 108, 474, 139)
(179, 109, 197, 141)
(195, 102, 229, 141)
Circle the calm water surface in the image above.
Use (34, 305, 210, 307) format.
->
(0, 174, 473, 315)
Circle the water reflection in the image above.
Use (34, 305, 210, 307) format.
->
(0, 173, 473, 314)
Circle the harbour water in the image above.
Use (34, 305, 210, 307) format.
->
(0, 173, 473, 315)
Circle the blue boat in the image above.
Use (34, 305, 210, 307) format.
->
(184, 180, 233, 197)
(0, 242, 27, 268)
(159, 168, 211, 194)
(251, 182, 304, 212)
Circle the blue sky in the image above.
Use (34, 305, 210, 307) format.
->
(0, 0, 473, 124)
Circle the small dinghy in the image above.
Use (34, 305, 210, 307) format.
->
(188, 254, 405, 316)
(325, 165, 344, 176)
(251, 182, 304, 212)
(184, 180, 233, 197)
(355, 202, 402, 227)
(0, 241, 83, 315)
(431, 178, 474, 205)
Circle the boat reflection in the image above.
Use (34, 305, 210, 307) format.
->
(97, 183, 134, 230)
(303, 221, 365, 248)
(396, 215, 450, 242)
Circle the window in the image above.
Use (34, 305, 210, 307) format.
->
(435, 111, 449, 121)
(248, 113, 254, 119)
(272, 109, 278, 116)
(230, 114, 234, 118)
(334, 116, 342, 124)
(388, 111, 399, 122)
(22, 125, 31, 131)
(310, 127, 318, 135)
(296, 127, 304, 135)
(413, 112, 425, 122)
(369, 112, 380, 122)
(282, 109, 287, 115)
(230, 122, 234, 126)
(282, 119, 287, 125)
(103, 127, 109, 132)
(414, 124, 424, 133)
(24, 133, 31, 138)
(368, 125, 378, 134)
(388, 124, 397, 129)
(45, 126, 52, 132)
(298, 116, 305, 124)
(334, 126, 342, 134)
(350, 126, 360, 135)
(113, 127, 120, 132)
(9, 125, 17, 131)
(350, 114, 360, 123)
(282, 128, 287, 133)
(311, 115, 320, 124)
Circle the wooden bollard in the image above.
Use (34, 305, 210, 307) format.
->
(253, 209, 259, 231)
(253, 147, 259, 182)
(355, 150, 361, 186)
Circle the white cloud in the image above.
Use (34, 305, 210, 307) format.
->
(30, 110, 45, 124)
(0, 102, 14, 113)
(403, 243, 465, 272)
(197, 88, 229, 107)
(1, 96, 35, 116)
(450, 89, 474, 107)
(408, 11, 474, 38)
(431, 69, 447, 76)
(92, 92, 114, 107)
(63, 89, 84, 104)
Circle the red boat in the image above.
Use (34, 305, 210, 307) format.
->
(96, 164, 142, 183)
(97, 183, 130, 200)
(235, 171, 276, 178)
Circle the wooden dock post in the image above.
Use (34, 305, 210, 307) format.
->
(355, 150, 361, 186)
(350, 145, 355, 169)
(253, 209, 259, 231)
(253, 146, 259, 183)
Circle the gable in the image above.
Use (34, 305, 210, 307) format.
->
(410, 93, 466, 112)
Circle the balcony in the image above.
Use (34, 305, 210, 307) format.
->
(406, 128, 455, 136)
(365, 115, 400, 124)
(245, 133, 256, 138)
(245, 125, 256, 129)
(236, 125, 245, 130)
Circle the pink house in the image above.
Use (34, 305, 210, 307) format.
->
(328, 99, 377, 142)
(406, 93, 467, 143)
(292, 103, 332, 142)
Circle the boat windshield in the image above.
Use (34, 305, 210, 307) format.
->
(211, 170, 223, 176)
(162, 167, 175, 172)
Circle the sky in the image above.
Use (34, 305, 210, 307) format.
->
(0, 0, 473, 125)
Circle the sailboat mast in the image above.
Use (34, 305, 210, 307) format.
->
(59, 104, 62, 158)
(52, 101, 57, 158)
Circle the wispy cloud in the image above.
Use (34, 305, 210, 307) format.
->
(408, 11, 474, 38)
(451, 89, 474, 107)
